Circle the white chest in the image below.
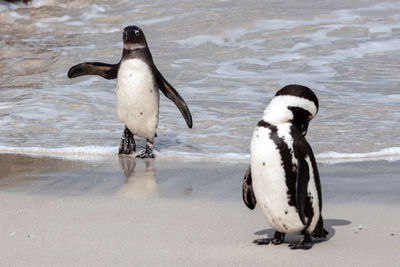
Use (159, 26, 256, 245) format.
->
(250, 124, 304, 234)
(116, 59, 160, 139)
(117, 59, 156, 97)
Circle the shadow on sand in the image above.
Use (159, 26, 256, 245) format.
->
(254, 218, 351, 244)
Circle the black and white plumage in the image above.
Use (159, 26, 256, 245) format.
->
(68, 25, 192, 158)
(242, 84, 327, 250)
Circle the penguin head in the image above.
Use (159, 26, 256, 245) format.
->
(262, 85, 319, 136)
(122, 25, 147, 49)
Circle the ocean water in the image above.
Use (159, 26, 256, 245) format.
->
(0, 0, 399, 163)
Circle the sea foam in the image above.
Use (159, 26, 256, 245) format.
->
(316, 147, 400, 164)
(0, 145, 399, 164)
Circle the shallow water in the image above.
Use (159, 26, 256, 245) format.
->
(1, 154, 399, 203)
(0, 0, 399, 162)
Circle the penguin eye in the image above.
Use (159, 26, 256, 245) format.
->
(134, 30, 140, 36)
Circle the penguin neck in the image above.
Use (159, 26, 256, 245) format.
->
(262, 99, 293, 126)
(123, 42, 146, 50)
(122, 46, 153, 62)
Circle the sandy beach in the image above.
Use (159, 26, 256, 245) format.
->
(1, 153, 399, 266)
(1, 1, 400, 266)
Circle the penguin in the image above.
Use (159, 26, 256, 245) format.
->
(68, 25, 192, 158)
(242, 84, 328, 250)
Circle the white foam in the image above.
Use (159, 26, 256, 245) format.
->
(140, 16, 175, 25)
(40, 15, 71, 23)
(0, 144, 250, 162)
(1, 144, 398, 165)
(176, 27, 254, 48)
(0, 0, 59, 11)
(156, 150, 250, 162)
(0, 1, 25, 11)
(6, 11, 30, 23)
(79, 4, 109, 20)
(329, 39, 400, 62)
(176, 34, 227, 47)
(316, 147, 400, 164)
(0, 145, 117, 161)
(77, 27, 121, 34)
(30, 0, 58, 8)
(358, 2, 400, 12)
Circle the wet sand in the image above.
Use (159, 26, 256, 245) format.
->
(1, 154, 399, 266)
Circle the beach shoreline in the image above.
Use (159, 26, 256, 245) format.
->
(1, 0, 400, 265)
(1, 153, 399, 266)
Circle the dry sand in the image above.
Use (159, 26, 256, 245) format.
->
(1, 154, 399, 266)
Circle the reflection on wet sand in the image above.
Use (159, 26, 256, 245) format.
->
(0, 153, 84, 189)
(118, 156, 157, 198)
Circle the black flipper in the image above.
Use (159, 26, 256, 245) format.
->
(242, 166, 257, 210)
(68, 62, 119, 80)
(155, 70, 193, 128)
(296, 154, 310, 226)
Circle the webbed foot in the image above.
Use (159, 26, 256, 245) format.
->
(136, 139, 155, 159)
(253, 231, 285, 245)
(288, 233, 313, 250)
(119, 126, 136, 155)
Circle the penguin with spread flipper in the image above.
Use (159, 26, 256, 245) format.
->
(68, 26, 192, 158)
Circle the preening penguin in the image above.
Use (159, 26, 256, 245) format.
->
(242, 84, 328, 250)
(68, 25, 192, 158)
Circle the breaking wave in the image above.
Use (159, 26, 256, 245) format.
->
(0, 145, 399, 164)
